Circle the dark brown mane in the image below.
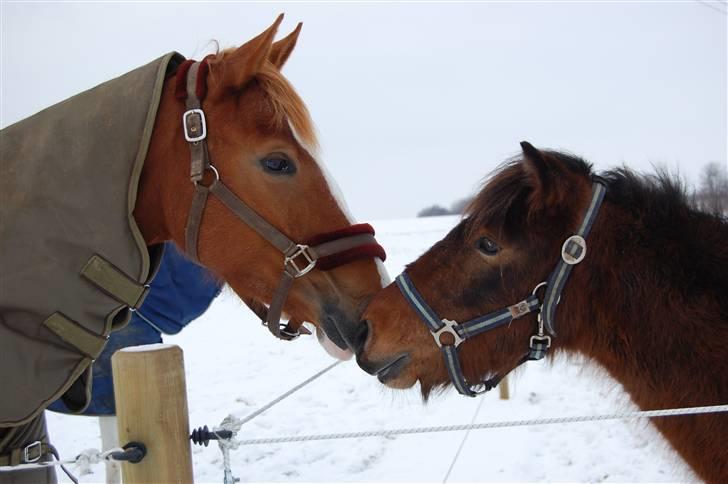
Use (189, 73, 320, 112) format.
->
(464, 151, 592, 237)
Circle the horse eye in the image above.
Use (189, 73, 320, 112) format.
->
(477, 237, 500, 255)
(261, 155, 295, 174)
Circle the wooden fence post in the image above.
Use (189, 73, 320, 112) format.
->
(111, 344, 193, 483)
(499, 375, 510, 400)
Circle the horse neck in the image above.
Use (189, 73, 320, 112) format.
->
(133, 75, 191, 248)
(558, 202, 728, 482)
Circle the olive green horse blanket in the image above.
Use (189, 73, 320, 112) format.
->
(0, 52, 184, 426)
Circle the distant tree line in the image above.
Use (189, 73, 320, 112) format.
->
(418, 162, 728, 218)
(417, 196, 474, 218)
(692, 162, 728, 216)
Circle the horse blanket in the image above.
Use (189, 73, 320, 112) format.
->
(0, 52, 184, 426)
(47, 243, 221, 415)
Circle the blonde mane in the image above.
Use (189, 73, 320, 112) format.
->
(210, 47, 318, 151)
(255, 61, 318, 151)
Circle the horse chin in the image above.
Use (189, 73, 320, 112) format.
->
(384, 375, 417, 390)
(380, 372, 417, 390)
(315, 326, 353, 361)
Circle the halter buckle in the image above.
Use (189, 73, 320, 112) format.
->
(529, 334, 552, 349)
(561, 235, 587, 265)
(432, 319, 464, 348)
(183, 108, 207, 143)
(23, 441, 43, 463)
(279, 324, 301, 341)
(285, 244, 316, 278)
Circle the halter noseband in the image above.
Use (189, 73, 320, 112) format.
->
(396, 180, 607, 396)
(177, 59, 385, 341)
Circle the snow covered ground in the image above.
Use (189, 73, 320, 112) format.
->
(47, 215, 697, 483)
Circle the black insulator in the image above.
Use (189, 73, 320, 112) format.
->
(109, 442, 147, 463)
(190, 425, 233, 447)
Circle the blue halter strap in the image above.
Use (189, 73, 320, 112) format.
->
(396, 180, 607, 397)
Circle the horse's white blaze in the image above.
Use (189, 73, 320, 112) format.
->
(375, 258, 392, 286)
(290, 123, 391, 287)
(289, 122, 355, 224)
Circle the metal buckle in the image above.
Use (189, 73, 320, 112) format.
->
(183, 108, 207, 143)
(279, 325, 301, 340)
(508, 300, 532, 319)
(23, 441, 43, 463)
(260, 320, 301, 341)
(284, 245, 316, 278)
(561, 235, 587, 265)
(529, 334, 552, 349)
(432, 319, 464, 348)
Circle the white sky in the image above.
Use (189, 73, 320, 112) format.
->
(2, 1, 726, 220)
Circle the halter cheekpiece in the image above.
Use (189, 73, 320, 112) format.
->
(177, 59, 385, 341)
(396, 180, 607, 396)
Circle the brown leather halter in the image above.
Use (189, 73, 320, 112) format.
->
(178, 60, 385, 341)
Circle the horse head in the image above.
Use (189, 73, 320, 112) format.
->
(136, 15, 388, 358)
(354, 142, 598, 395)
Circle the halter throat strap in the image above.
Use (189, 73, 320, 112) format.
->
(178, 60, 385, 340)
(396, 179, 607, 397)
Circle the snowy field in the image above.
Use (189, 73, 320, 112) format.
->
(48, 215, 697, 483)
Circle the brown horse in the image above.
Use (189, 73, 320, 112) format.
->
(349, 143, 727, 482)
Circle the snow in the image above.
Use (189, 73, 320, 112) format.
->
(47, 215, 696, 483)
(117, 343, 175, 353)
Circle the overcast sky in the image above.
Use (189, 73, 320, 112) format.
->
(2, 1, 726, 220)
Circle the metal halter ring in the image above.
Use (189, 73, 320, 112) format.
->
(284, 244, 316, 278)
(532, 281, 548, 297)
(192, 165, 220, 187)
(532, 281, 561, 305)
(279, 325, 301, 340)
(432, 319, 464, 348)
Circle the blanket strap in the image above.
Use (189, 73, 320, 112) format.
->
(42, 313, 106, 359)
(81, 254, 150, 309)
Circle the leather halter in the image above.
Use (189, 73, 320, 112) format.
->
(396, 180, 607, 396)
(178, 60, 385, 340)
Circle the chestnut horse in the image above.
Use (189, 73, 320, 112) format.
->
(0, 15, 386, 482)
(351, 143, 727, 482)
(137, 15, 386, 351)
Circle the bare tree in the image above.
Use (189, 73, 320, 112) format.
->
(695, 162, 728, 216)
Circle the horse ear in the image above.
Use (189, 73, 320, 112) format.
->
(269, 23, 302, 69)
(212, 14, 284, 92)
(520, 141, 563, 210)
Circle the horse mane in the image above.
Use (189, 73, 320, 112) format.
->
(466, 150, 727, 231)
(211, 48, 318, 151)
(255, 61, 318, 150)
(464, 151, 592, 236)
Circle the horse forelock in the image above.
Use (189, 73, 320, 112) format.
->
(255, 61, 319, 152)
(463, 152, 593, 239)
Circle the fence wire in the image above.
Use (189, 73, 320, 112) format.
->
(230, 404, 728, 446)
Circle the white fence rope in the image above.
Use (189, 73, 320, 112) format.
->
(237, 360, 341, 426)
(229, 404, 728, 446)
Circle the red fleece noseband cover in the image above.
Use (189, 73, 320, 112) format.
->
(175, 57, 212, 101)
(306, 223, 386, 272)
